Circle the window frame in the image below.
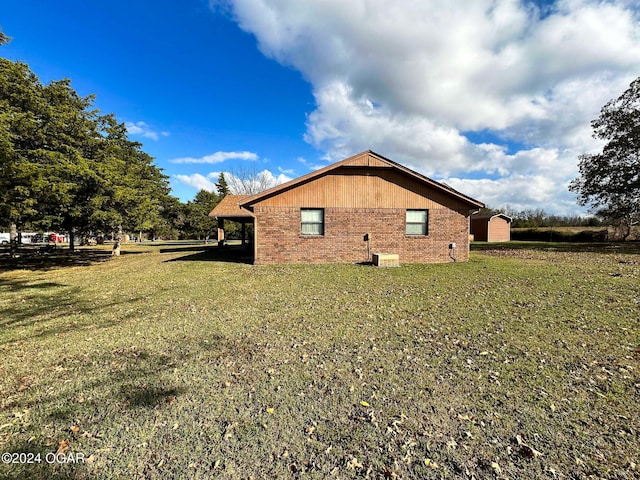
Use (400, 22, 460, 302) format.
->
(405, 209, 429, 236)
(300, 208, 325, 236)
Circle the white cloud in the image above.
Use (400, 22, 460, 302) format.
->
(170, 151, 259, 164)
(278, 166, 295, 175)
(297, 156, 327, 171)
(271, 171, 293, 185)
(303, 82, 481, 176)
(125, 121, 168, 141)
(218, 0, 640, 213)
(445, 174, 580, 217)
(173, 173, 218, 192)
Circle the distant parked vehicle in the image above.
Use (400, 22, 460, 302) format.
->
(0, 232, 66, 244)
(0, 232, 35, 244)
(44, 233, 66, 243)
(19, 232, 38, 244)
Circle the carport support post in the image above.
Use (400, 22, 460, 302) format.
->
(241, 221, 246, 246)
(217, 218, 225, 247)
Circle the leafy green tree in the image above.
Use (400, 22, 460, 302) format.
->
(0, 59, 58, 253)
(0, 58, 173, 254)
(148, 195, 185, 241)
(215, 172, 230, 197)
(184, 189, 220, 242)
(90, 115, 171, 254)
(570, 77, 640, 239)
(36, 79, 103, 252)
(0, 28, 10, 46)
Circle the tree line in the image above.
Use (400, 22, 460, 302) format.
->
(477, 207, 604, 229)
(0, 55, 175, 255)
(0, 49, 241, 253)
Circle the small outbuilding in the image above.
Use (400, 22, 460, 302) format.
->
(470, 213, 512, 242)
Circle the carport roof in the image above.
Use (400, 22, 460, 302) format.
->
(208, 195, 253, 221)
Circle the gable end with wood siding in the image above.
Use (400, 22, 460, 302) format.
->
(210, 150, 484, 264)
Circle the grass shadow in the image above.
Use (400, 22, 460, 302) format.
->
(139, 241, 209, 247)
(0, 278, 66, 292)
(164, 245, 253, 264)
(1, 344, 200, 480)
(0, 279, 168, 345)
(0, 247, 113, 272)
(159, 245, 218, 254)
(118, 385, 185, 408)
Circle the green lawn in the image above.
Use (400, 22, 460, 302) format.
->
(1, 244, 638, 479)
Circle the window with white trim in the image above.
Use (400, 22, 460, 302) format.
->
(301, 208, 324, 235)
(406, 209, 428, 235)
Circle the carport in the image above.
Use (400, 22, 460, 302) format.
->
(208, 195, 255, 248)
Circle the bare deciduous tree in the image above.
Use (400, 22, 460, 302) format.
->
(226, 166, 282, 195)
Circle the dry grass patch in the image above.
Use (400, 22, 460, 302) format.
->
(0, 245, 638, 479)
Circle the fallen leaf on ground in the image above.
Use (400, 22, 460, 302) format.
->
(223, 422, 237, 440)
(516, 434, 543, 458)
(56, 439, 70, 455)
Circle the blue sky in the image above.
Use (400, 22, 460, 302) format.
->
(2, 0, 639, 215)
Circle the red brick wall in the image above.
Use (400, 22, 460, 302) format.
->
(253, 206, 470, 264)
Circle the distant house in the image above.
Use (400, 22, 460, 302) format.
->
(470, 213, 512, 242)
(210, 150, 484, 264)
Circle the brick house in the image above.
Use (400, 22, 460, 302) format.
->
(210, 150, 484, 265)
(470, 213, 512, 242)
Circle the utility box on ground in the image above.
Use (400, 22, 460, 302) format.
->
(372, 253, 399, 267)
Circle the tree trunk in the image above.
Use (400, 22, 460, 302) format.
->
(621, 220, 631, 241)
(9, 222, 17, 257)
(68, 226, 75, 253)
(112, 224, 122, 256)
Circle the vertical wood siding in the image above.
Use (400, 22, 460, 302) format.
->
(252, 168, 471, 212)
(488, 217, 510, 242)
